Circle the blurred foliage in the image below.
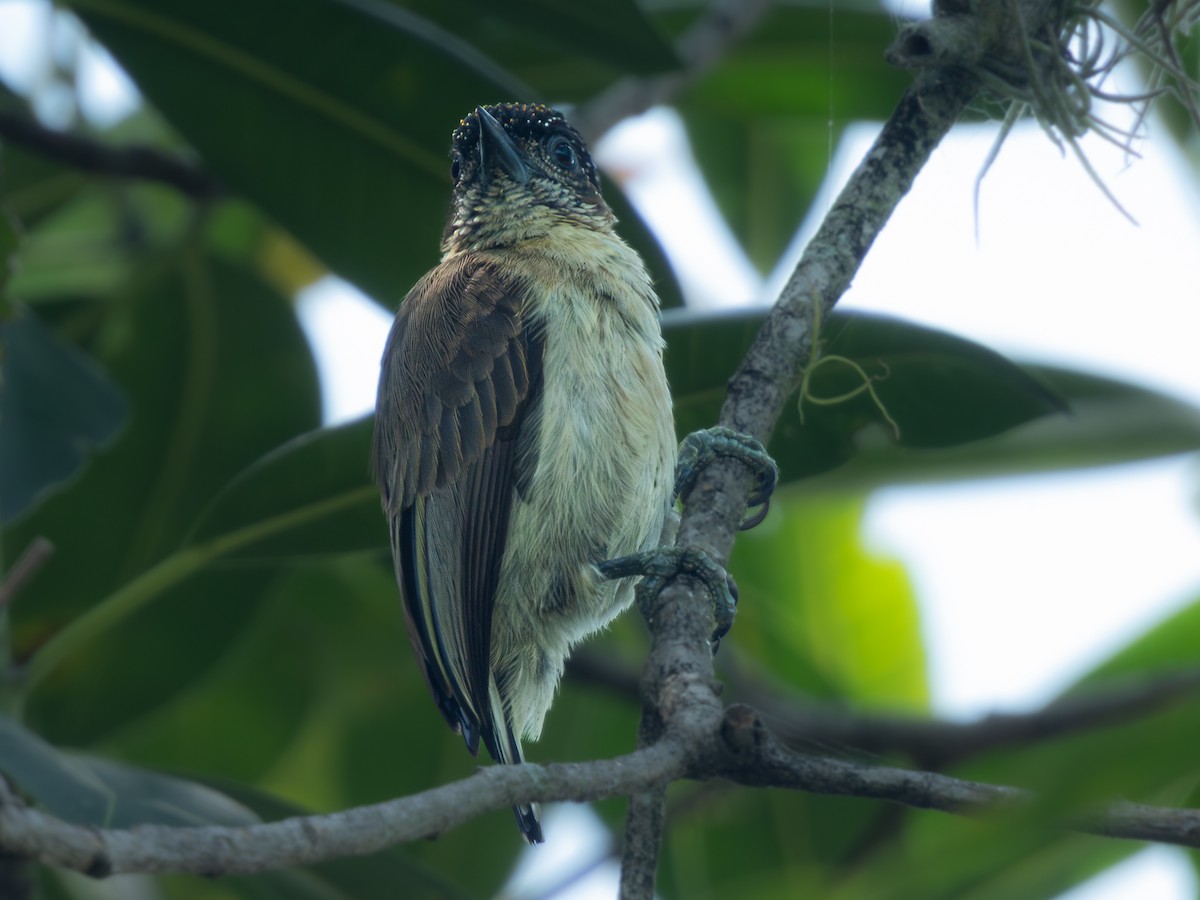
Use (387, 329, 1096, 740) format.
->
(0, 1, 1198, 898)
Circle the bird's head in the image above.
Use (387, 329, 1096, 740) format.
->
(442, 103, 613, 252)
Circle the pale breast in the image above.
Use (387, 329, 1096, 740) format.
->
(494, 227, 676, 632)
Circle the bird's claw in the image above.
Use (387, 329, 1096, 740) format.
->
(675, 426, 778, 531)
(596, 546, 738, 653)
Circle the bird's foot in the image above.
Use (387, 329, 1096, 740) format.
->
(674, 427, 778, 530)
(596, 546, 738, 652)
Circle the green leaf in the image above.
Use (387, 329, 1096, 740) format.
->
(389, 0, 675, 99)
(729, 489, 927, 709)
(187, 417, 380, 559)
(445, 0, 677, 75)
(815, 363, 1200, 489)
(1073, 593, 1200, 686)
(65, 0, 528, 302)
(65, 0, 685, 311)
(676, 7, 902, 269)
(5, 173, 195, 304)
(660, 786, 890, 900)
(831, 595, 1200, 900)
(0, 711, 114, 825)
(6, 248, 320, 618)
(665, 307, 1200, 486)
(666, 307, 1065, 475)
(78, 756, 262, 829)
(6, 250, 320, 732)
(0, 712, 258, 828)
(0, 310, 127, 524)
(106, 563, 356, 785)
(26, 567, 279, 745)
(0, 188, 18, 310)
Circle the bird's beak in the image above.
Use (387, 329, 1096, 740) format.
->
(476, 106, 530, 186)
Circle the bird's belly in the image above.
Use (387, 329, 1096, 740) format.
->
(495, 319, 675, 644)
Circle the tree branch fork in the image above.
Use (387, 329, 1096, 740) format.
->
(4, 696, 1200, 880)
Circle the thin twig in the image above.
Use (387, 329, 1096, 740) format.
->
(571, 0, 774, 144)
(745, 667, 1200, 767)
(0, 111, 220, 199)
(716, 704, 1200, 848)
(572, 653, 1200, 768)
(0, 539, 54, 612)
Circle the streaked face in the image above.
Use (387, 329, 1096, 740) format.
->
(443, 103, 611, 248)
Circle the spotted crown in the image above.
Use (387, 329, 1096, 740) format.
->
(451, 102, 599, 190)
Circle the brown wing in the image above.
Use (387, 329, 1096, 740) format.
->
(371, 253, 543, 761)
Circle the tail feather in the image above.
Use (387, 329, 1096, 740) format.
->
(513, 802, 543, 843)
(482, 681, 544, 843)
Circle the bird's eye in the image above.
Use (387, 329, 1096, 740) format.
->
(450, 156, 461, 182)
(546, 136, 578, 171)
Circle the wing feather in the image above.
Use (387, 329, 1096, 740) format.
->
(372, 253, 543, 764)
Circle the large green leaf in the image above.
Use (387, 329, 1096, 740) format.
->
(729, 489, 927, 709)
(63, 1, 666, 304)
(25, 568, 281, 746)
(0, 310, 127, 524)
(5, 247, 320, 736)
(665, 307, 1200, 486)
(395, 0, 678, 100)
(441, 0, 678, 75)
(666, 306, 1061, 467)
(675, 7, 902, 270)
(659, 786, 890, 900)
(5, 246, 320, 612)
(0, 186, 15, 299)
(4, 183, 188, 302)
(0, 712, 259, 828)
(826, 594, 1200, 900)
(63, 0, 524, 302)
(64, 0, 684, 310)
(812, 363, 1200, 489)
(187, 416, 381, 559)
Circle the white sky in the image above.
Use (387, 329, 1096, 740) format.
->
(2, 1, 1198, 897)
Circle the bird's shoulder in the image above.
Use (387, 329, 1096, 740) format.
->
(372, 252, 543, 510)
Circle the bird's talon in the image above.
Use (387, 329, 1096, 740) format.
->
(738, 498, 771, 531)
(674, 426, 778, 530)
(597, 546, 737, 650)
(709, 570, 738, 654)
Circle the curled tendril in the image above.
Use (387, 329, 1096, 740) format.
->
(797, 297, 901, 441)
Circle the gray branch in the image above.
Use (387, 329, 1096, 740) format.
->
(0, 745, 686, 877)
(5, 709, 1200, 879)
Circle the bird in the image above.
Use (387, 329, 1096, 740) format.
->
(372, 103, 679, 843)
